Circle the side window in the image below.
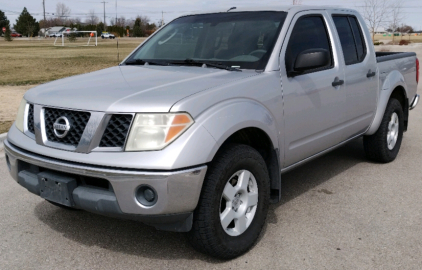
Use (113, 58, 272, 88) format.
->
(332, 16, 357, 65)
(333, 16, 367, 65)
(349, 17, 367, 62)
(285, 15, 333, 74)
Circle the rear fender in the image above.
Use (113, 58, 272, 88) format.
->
(366, 70, 408, 135)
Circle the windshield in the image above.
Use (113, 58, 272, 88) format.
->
(125, 12, 287, 70)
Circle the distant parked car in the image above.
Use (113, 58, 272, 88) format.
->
(11, 32, 22, 37)
(101, 32, 115, 39)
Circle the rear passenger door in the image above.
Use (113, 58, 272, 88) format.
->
(280, 11, 346, 167)
(330, 13, 378, 140)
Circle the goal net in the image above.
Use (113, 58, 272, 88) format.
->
(54, 31, 98, 47)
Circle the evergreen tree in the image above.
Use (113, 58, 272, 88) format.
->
(0, 9, 10, 35)
(14, 7, 40, 37)
(133, 18, 143, 37)
(96, 22, 105, 36)
(0, 10, 11, 41)
(4, 24, 12, 41)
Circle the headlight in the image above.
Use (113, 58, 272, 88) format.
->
(15, 99, 27, 133)
(125, 113, 194, 151)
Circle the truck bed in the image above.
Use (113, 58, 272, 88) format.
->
(376, 51, 417, 63)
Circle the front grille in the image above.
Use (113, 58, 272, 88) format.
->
(27, 104, 35, 134)
(99, 114, 133, 148)
(44, 108, 91, 146)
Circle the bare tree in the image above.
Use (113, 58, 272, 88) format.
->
(73, 17, 82, 25)
(362, 0, 391, 40)
(56, 2, 71, 24)
(138, 15, 150, 27)
(389, 1, 403, 44)
(116, 16, 126, 27)
(86, 9, 99, 25)
(292, 0, 302, 5)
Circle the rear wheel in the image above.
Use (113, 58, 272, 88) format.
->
(187, 144, 270, 259)
(363, 98, 404, 163)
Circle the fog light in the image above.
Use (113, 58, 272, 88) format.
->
(135, 185, 158, 207)
(144, 188, 155, 202)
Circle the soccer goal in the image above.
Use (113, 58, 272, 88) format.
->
(53, 31, 98, 47)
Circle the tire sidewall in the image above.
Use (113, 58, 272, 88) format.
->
(383, 99, 404, 160)
(208, 147, 270, 253)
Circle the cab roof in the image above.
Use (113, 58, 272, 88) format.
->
(181, 5, 358, 17)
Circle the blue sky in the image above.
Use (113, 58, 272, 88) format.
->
(1, 0, 422, 30)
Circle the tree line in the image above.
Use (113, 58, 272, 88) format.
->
(1, 3, 157, 41)
(362, 0, 418, 41)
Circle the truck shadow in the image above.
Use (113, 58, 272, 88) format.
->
(34, 138, 366, 261)
(267, 137, 367, 224)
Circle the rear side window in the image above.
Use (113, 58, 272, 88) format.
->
(333, 15, 367, 65)
(349, 17, 366, 61)
(285, 15, 333, 74)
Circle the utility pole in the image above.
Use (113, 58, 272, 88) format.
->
(43, 0, 46, 23)
(115, 0, 117, 26)
(101, 1, 108, 25)
(161, 11, 164, 27)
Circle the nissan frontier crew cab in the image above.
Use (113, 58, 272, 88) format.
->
(4, 6, 419, 259)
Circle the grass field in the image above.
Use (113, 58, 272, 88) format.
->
(0, 37, 144, 133)
(0, 37, 145, 86)
(0, 121, 12, 134)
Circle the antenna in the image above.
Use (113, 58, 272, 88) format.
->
(227, 7, 236, 12)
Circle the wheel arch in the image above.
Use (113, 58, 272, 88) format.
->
(366, 71, 409, 135)
(198, 99, 282, 203)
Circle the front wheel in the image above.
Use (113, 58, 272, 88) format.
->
(363, 98, 404, 163)
(187, 144, 270, 259)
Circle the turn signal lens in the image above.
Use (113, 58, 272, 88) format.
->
(125, 113, 194, 151)
(165, 114, 192, 143)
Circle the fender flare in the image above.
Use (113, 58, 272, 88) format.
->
(366, 70, 408, 135)
(194, 98, 280, 162)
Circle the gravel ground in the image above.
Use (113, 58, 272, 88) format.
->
(0, 45, 421, 269)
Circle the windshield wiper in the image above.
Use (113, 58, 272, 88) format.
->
(172, 59, 242, 72)
(125, 59, 171, 66)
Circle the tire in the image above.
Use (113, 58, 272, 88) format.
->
(363, 98, 404, 163)
(187, 144, 270, 259)
(46, 200, 79, 211)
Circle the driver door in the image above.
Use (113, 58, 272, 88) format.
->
(280, 11, 346, 167)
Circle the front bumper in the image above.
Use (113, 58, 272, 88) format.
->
(4, 139, 207, 232)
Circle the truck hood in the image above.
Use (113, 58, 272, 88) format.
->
(25, 65, 257, 113)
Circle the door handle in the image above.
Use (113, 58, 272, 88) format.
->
(367, 70, 376, 78)
(332, 78, 344, 87)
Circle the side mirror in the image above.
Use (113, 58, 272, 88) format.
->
(289, 49, 330, 77)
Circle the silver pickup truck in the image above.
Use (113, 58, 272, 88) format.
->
(4, 6, 419, 259)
